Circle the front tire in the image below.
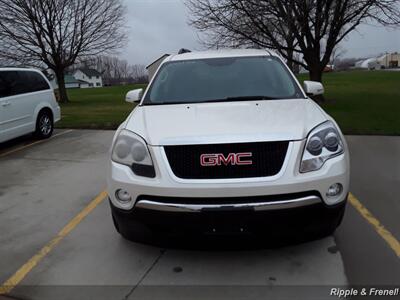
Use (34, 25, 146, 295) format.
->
(35, 110, 53, 139)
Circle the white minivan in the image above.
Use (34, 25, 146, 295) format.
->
(0, 68, 61, 143)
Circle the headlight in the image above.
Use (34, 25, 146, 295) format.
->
(300, 121, 344, 173)
(112, 130, 155, 178)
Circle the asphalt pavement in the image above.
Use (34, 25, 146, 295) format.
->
(0, 130, 398, 300)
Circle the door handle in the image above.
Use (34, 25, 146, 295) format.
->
(1, 101, 11, 107)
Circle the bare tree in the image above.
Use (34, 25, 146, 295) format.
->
(78, 56, 148, 85)
(129, 64, 148, 83)
(330, 46, 347, 67)
(0, 0, 127, 102)
(187, 1, 298, 70)
(186, 0, 400, 83)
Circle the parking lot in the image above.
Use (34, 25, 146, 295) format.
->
(0, 130, 399, 300)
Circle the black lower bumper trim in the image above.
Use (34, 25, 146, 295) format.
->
(110, 195, 347, 248)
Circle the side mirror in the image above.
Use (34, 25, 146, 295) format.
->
(303, 81, 324, 96)
(126, 89, 143, 103)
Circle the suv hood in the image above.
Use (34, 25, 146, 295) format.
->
(126, 99, 327, 146)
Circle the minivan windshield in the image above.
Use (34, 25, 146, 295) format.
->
(143, 56, 304, 105)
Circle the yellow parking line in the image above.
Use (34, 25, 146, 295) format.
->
(0, 129, 74, 158)
(0, 190, 108, 295)
(1, 191, 397, 295)
(349, 193, 400, 258)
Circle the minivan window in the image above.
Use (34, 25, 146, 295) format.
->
(143, 56, 303, 105)
(0, 73, 8, 98)
(0, 70, 50, 98)
(0, 71, 19, 98)
(22, 71, 51, 92)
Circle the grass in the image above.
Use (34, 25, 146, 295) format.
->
(298, 70, 400, 135)
(57, 71, 400, 135)
(56, 84, 146, 129)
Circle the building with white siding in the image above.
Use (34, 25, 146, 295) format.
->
(73, 68, 103, 88)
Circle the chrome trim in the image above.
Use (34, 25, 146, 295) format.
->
(135, 195, 321, 213)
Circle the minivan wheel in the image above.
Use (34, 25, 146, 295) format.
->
(35, 110, 53, 139)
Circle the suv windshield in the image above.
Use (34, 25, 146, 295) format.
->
(143, 56, 304, 105)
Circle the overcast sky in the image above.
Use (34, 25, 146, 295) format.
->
(121, 0, 400, 66)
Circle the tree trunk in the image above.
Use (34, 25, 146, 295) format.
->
(308, 66, 323, 82)
(286, 48, 294, 72)
(307, 64, 325, 103)
(55, 70, 69, 103)
(285, 36, 296, 73)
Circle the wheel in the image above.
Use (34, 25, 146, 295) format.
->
(35, 110, 53, 139)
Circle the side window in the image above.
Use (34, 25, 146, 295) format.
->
(21, 71, 50, 93)
(6, 71, 25, 96)
(0, 72, 11, 98)
(33, 72, 51, 91)
(0, 71, 50, 97)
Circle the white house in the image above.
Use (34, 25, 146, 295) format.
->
(64, 75, 91, 89)
(354, 52, 400, 70)
(45, 68, 102, 89)
(377, 52, 400, 68)
(73, 68, 103, 88)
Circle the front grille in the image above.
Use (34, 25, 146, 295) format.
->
(164, 141, 289, 179)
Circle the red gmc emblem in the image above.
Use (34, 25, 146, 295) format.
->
(200, 152, 253, 166)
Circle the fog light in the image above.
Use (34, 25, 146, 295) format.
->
(115, 189, 132, 203)
(327, 183, 343, 197)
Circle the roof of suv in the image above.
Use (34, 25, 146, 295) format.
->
(167, 49, 278, 62)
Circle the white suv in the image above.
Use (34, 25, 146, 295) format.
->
(107, 49, 349, 244)
(0, 68, 60, 143)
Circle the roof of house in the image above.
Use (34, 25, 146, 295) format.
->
(76, 68, 102, 77)
(77, 79, 90, 84)
(64, 74, 90, 85)
(64, 75, 80, 84)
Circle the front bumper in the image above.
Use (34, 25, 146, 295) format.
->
(107, 140, 350, 211)
(110, 195, 347, 244)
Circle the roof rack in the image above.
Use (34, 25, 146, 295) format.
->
(178, 48, 191, 54)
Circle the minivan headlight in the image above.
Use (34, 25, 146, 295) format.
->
(300, 121, 344, 173)
(112, 130, 155, 178)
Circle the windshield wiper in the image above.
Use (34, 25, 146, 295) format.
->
(225, 95, 279, 101)
(200, 96, 280, 103)
(144, 96, 281, 106)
